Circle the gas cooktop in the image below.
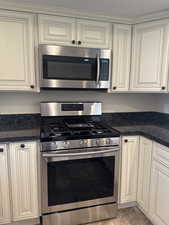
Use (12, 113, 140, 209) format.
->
(40, 117, 119, 142)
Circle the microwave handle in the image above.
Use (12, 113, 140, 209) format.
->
(96, 54, 100, 84)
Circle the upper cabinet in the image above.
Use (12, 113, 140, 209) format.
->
(76, 19, 111, 48)
(0, 10, 37, 91)
(38, 14, 76, 46)
(38, 14, 112, 48)
(110, 24, 131, 92)
(130, 20, 169, 92)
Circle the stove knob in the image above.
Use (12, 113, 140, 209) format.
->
(106, 139, 111, 145)
(80, 140, 84, 146)
(96, 139, 100, 146)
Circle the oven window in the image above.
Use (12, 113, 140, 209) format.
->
(47, 156, 115, 206)
(43, 55, 97, 81)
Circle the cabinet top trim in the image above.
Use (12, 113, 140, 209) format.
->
(0, 1, 132, 24)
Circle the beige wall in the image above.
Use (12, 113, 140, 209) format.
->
(0, 91, 159, 114)
(156, 94, 169, 114)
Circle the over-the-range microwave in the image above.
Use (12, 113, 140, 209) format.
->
(39, 45, 111, 89)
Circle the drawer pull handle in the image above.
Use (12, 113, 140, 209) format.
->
(0, 148, 4, 152)
(78, 41, 82, 45)
(72, 40, 76, 44)
(20, 144, 25, 148)
(124, 139, 128, 143)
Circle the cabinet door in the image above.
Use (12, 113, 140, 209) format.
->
(119, 136, 139, 203)
(149, 160, 169, 225)
(137, 137, 152, 213)
(0, 10, 36, 91)
(111, 24, 131, 92)
(9, 142, 39, 221)
(38, 14, 76, 46)
(77, 19, 111, 48)
(131, 20, 169, 92)
(0, 144, 11, 224)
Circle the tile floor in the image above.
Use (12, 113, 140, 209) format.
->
(85, 207, 153, 225)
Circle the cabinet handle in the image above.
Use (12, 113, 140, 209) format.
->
(124, 139, 128, 143)
(72, 40, 76, 44)
(30, 85, 34, 89)
(20, 144, 25, 148)
(113, 86, 117, 90)
(161, 86, 166, 90)
(0, 148, 4, 152)
(78, 41, 82, 45)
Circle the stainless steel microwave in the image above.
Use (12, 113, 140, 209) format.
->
(39, 45, 111, 89)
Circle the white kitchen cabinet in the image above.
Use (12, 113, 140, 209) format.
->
(149, 160, 169, 225)
(111, 24, 131, 92)
(38, 14, 76, 46)
(0, 144, 11, 224)
(137, 137, 152, 213)
(76, 19, 111, 48)
(119, 136, 139, 204)
(130, 19, 169, 92)
(38, 14, 111, 48)
(0, 10, 37, 91)
(9, 142, 39, 221)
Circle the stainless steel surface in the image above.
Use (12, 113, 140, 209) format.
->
(96, 54, 100, 84)
(39, 45, 111, 58)
(42, 203, 117, 225)
(41, 137, 120, 151)
(39, 45, 111, 89)
(41, 79, 109, 89)
(42, 146, 119, 162)
(41, 149, 119, 213)
(40, 102, 102, 117)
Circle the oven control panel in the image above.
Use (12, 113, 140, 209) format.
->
(41, 137, 120, 151)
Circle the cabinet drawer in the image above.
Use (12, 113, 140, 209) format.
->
(153, 142, 169, 167)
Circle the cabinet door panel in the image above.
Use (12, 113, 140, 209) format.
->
(0, 10, 36, 91)
(9, 142, 39, 221)
(0, 144, 11, 224)
(137, 137, 152, 213)
(119, 136, 139, 203)
(131, 20, 169, 92)
(38, 14, 76, 46)
(149, 161, 169, 225)
(77, 19, 111, 48)
(111, 24, 131, 92)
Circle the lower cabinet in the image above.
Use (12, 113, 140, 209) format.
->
(137, 137, 153, 213)
(0, 141, 39, 225)
(119, 136, 139, 204)
(9, 142, 39, 221)
(0, 144, 11, 224)
(149, 160, 169, 225)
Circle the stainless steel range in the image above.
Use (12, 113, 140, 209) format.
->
(40, 102, 120, 225)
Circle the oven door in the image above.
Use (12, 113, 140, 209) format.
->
(41, 146, 119, 214)
(39, 45, 111, 89)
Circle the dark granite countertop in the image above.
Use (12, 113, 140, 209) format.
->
(112, 125, 169, 148)
(101, 112, 169, 148)
(0, 129, 40, 142)
(1, 112, 169, 148)
(0, 114, 40, 142)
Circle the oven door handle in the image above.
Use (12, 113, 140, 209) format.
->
(42, 147, 119, 162)
(96, 54, 100, 84)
